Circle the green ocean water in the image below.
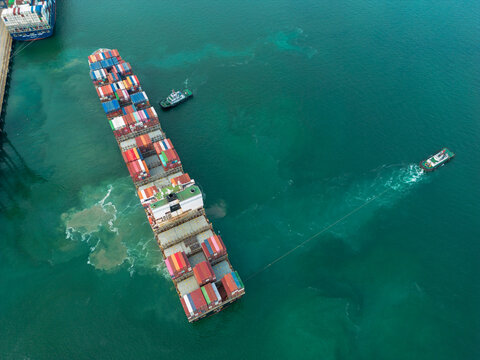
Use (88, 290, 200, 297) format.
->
(1, 0, 480, 358)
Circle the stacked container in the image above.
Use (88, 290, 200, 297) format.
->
(153, 138, 173, 155)
(107, 72, 121, 84)
(90, 69, 108, 86)
(112, 62, 132, 76)
(158, 149, 181, 171)
(88, 49, 119, 64)
(193, 261, 216, 286)
(102, 99, 122, 118)
(123, 75, 141, 93)
(165, 251, 192, 280)
(2, 1, 52, 35)
(110, 107, 159, 138)
(115, 89, 130, 103)
(122, 147, 142, 163)
(135, 134, 153, 154)
(137, 185, 159, 204)
(181, 288, 208, 319)
(201, 282, 222, 310)
(122, 104, 136, 114)
(96, 84, 115, 101)
(201, 234, 227, 261)
(89, 57, 119, 71)
(221, 272, 245, 299)
(170, 173, 191, 187)
(130, 91, 149, 109)
(126, 159, 150, 182)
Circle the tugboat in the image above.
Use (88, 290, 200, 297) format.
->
(420, 148, 455, 172)
(160, 89, 193, 110)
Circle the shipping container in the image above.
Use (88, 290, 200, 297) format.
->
(189, 288, 208, 314)
(193, 261, 216, 286)
(137, 185, 159, 204)
(170, 173, 192, 187)
(122, 147, 142, 163)
(126, 159, 150, 182)
(201, 234, 227, 261)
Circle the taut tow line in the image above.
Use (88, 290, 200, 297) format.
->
(244, 188, 390, 282)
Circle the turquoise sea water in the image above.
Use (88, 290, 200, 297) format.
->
(1, 0, 480, 358)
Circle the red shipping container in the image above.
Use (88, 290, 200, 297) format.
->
(225, 273, 238, 294)
(145, 107, 158, 120)
(180, 297, 192, 318)
(193, 261, 215, 286)
(171, 173, 191, 187)
(221, 276, 233, 297)
(123, 105, 136, 114)
(201, 242, 211, 261)
(136, 134, 153, 150)
(163, 149, 179, 162)
(126, 160, 149, 181)
(190, 288, 208, 312)
(174, 252, 185, 270)
(204, 283, 219, 306)
(122, 148, 140, 163)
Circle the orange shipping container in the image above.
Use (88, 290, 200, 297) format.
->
(170, 254, 180, 271)
(175, 252, 185, 269)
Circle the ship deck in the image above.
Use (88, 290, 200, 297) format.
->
(88, 48, 244, 322)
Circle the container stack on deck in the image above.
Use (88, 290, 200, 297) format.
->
(88, 48, 245, 322)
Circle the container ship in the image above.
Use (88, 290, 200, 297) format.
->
(88, 49, 245, 322)
(1, 0, 56, 41)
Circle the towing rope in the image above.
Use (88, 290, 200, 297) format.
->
(11, 38, 40, 58)
(244, 187, 390, 282)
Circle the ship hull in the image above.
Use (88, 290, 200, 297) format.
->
(160, 90, 193, 110)
(10, 1, 56, 41)
(419, 157, 453, 172)
(419, 148, 455, 172)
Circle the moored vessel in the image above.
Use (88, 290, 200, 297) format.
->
(1, 0, 56, 41)
(420, 148, 455, 172)
(160, 89, 193, 109)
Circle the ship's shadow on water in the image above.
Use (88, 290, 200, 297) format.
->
(0, 135, 47, 216)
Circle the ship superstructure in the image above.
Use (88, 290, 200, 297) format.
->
(88, 49, 245, 322)
(1, 0, 56, 41)
(420, 148, 455, 172)
(160, 89, 193, 109)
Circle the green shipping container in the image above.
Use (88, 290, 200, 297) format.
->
(201, 286, 211, 305)
(234, 271, 245, 289)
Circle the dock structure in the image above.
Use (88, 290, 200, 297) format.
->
(0, 15, 12, 126)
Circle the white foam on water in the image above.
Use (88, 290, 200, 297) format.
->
(384, 164, 425, 191)
(326, 164, 428, 242)
(63, 185, 117, 243)
(98, 184, 119, 234)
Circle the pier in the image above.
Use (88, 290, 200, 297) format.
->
(0, 17, 12, 132)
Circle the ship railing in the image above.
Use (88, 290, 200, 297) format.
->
(188, 292, 244, 323)
(210, 253, 229, 267)
(156, 222, 212, 250)
(133, 166, 183, 188)
(154, 208, 206, 235)
(172, 270, 195, 284)
(115, 123, 163, 143)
